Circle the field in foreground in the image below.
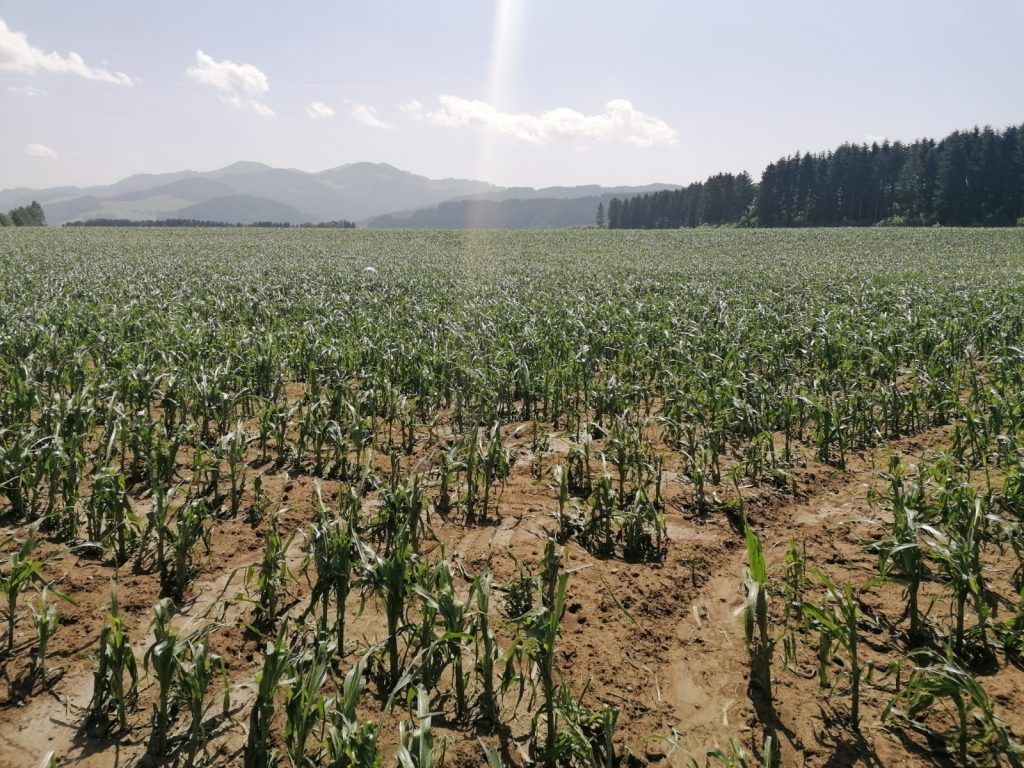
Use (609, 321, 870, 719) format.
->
(1, 227, 1024, 767)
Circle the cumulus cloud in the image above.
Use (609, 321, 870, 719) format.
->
(186, 50, 274, 117)
(349, 102, 392, 129)
(398, 99, 424, 114)
(410, 95, 677, 147)
(306, 101, 335, 119)
(25, 143, 57, 159)
(8, 84, 45, 97)
(0, 17, 133, 85)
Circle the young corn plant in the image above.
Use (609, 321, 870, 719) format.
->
(875, 511, 930, 643)
(284, 643, 329, 768)
(136, 482, 176, 576)
(249, 474, 270, 526)
(434, 443, 456, 519)
(566, 433, 594, 497)
(469, 572, 503, 725)
(146, 422, 181, 492)
(529, 419, 550, 479)
(433, 562, 472, 719)
(41, 430, 88, 539)
(479, 423, 513, 520)
(553, 683, 620, 768)
(304, 492, 355, 656)
(29, 588, 60, 685)
(606, 426, 633, 512)
(409, 559, 472, 716)
(375, 473, 427, 555)
(144, 598, 184, 755)
(803, 571, 863, 730)
(219, 423, 249, 518)
(498, 552, 535, 620)
(395, 394, 419, 456)
(684, 448, 715, 518)
(266, 404, 292, 469)
(0, 425, 35, 520)
(781, 538, 807, 622)
(583, 466, 617, 558)
(884, 653, 1023, 766)
(871, 454, 930, 641)
(85, 588, 139, 736)
(704, 736, 779, 768)
(85, 467, 139, 565)
(461, 431, 481, 523)
(402, 561, 440, 701)
(355, 520, 418, 689)
(245, 622, 292, 768)
(780, 538, 807, 667)
(179, 631, 222, 766)
(518, 540, 569, 768)
(396, 686, 444, 768)
(189, 444, 222, 502)
(924, 496, 993, 658)
(621, 488, 667, 563)
(2, 534, 46, 652)
(742, 521, 773, 702)
(551, 464, 584, 545)
(248, 511, 294, 631)
(323, 655, 381, 767)
(168, 500, 211, 600)
(348, 400, 376, 487)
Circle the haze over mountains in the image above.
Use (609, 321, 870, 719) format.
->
(0, 162, 675, 228)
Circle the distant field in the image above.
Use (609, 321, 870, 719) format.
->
(1, 227, 1023, 767)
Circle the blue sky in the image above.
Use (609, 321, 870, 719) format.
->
(2, 0, 1022, 189)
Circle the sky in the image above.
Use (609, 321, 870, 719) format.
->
(1, 0, 1022, 190)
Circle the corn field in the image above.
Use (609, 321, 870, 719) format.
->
(1, 226, 1024, 767)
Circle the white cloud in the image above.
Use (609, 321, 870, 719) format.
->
(399, 99, 424, 114)
(25, 143, 57, 159)
(9, 84, 46, 97)
(186, 50, 274, 117)
(349, 102, 392, 129)
(306, 101, 335, 119)
(0, 17, 133, 85)
(410, 95, 677, 147)
(222, 94, 275, 118)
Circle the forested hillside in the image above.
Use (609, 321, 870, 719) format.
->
(609, 123, 1024, 228)
(365, 195, 620, 229)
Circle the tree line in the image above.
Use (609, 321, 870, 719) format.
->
(608, 123, 1024, 228)
(0, 201, 46, 227)
(608, 173, 756, 229)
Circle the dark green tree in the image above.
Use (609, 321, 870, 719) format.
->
(4, 201, 46, 227)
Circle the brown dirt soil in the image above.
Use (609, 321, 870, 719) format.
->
(1, 418, 1022, 768)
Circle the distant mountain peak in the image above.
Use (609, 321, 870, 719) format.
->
(328, 161, 402, 172)
(0, 161, 676, 228)
(213, 161, 274, 175)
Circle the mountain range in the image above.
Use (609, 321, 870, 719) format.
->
(0, 162, 676, 229)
